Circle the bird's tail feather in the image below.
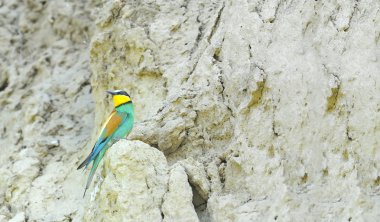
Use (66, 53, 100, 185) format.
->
(82, 147, 108, 197)
(77, 155, 91, 170)
(77, 144, 97, 170)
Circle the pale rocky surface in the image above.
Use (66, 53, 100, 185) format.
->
(0, 0, 97, 221)
(84, 140, 168, 222)
(1, 0, 380, 221)
(84, 140, 199, 222)
(163, 163, 199, 222)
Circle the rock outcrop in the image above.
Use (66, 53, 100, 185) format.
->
(84, 140, 199, 222)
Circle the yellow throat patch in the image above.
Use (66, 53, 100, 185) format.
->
(113, 95, 131, 107)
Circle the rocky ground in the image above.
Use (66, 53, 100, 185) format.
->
(1, 0, 380, 221)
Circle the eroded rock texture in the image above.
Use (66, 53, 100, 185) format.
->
(84, 140, 199, 222)
(1, 0, 380, 221)
(0, 0, 96, 221)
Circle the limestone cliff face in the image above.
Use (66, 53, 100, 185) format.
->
(1, 0, 380, 221)
(0, 1, 95, 221)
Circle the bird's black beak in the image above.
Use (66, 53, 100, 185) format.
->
(106, 90, 116, 95)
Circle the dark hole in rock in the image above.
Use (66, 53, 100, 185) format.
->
(191, 184, 209, 222)
(0, 76, 8, 91)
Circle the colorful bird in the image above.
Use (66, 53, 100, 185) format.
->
(78, 89, 134, 197)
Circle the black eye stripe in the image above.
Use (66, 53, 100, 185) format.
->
(121, 91, 130, 97)
(114, 90, 130, 97)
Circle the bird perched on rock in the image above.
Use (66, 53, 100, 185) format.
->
(78, 90, 134, 197)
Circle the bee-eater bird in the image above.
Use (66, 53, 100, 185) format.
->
(77, 90, 134, 197)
